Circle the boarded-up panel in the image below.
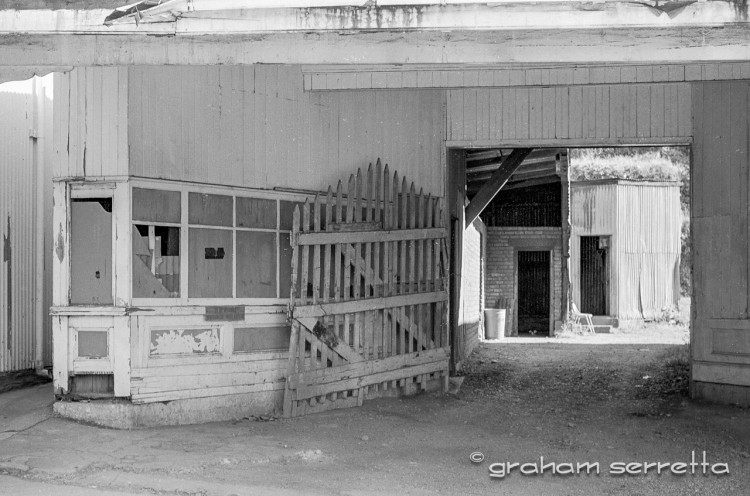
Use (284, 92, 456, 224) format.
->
(128, 66, 445, 196)
(70, 199, 113, 305)
(187, 228, 233, 298)
(447, 83, 692, 143)
(236, 231, 277, 298)
(234, 326, 292, 352)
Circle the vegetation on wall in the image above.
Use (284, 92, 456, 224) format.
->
(570, 147, 692, 296)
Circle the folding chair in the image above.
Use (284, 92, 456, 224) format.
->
(570, 303, 596, 334)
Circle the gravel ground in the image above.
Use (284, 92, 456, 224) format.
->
(1, 319, 748, 495)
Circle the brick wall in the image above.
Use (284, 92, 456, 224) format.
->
(485, 227, 563, 335)
(459, 218, 486, 358)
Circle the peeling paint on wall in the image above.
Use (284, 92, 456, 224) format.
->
(149, 328, 220, 356)
(55, 222, 64, 263)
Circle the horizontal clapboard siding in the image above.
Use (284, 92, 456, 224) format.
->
(447, 83, 692, 142)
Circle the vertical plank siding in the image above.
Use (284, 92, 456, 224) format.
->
(52, 67, 129, 179)
(691, 81, 750, 389)
(127, 66, 445, 197)
(0, 78, 54, 372)
(447, 83, 692, 142)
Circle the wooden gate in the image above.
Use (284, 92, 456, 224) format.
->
(283, 160, 450, 417)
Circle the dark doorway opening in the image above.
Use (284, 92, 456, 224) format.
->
(517, 250, 550, 335)
(580, 235, 609, 315)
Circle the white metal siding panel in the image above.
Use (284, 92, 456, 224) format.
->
(128, 65, 445, 196)
(616, 183, 682, 320)
(0, 78, 54, 372)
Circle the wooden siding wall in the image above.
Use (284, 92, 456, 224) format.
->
(692, 81, 750, 391)
(447, 83, 692, 143)
(52, 67, 129, 178)
(128, 66, 445, 196)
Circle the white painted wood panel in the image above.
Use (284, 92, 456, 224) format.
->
(52, 67, 128, 179)
(128, 65, 446, 197)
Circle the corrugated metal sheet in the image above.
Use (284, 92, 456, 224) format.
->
(128, 65, 445, 196)
(570, 180, 681, 320)
(0, 76, 54, 372)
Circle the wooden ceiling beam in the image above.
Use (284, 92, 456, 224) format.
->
(464, 148, 532, 228)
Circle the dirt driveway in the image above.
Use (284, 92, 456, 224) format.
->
(1, 323, 749, 495)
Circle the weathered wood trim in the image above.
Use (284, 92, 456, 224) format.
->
(297, 227, 447, 245)
(693, 361, 750, 387)
(294, 356, 449, 400)
(288, 347, 448, 388)
(131, 380, 283, 404)
(305, 62, 750, 91)
(447, 137, 694, 148)
(52, 315, 69, 394)
(3, 28, 750, 67)
(293, 291, 448, 318)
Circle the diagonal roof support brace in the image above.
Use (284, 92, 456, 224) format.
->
(464, 148, 533, 228)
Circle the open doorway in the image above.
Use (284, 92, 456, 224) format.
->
(517, 250, 551, 336)
(579, 235, 609, 316)
(450, 145, 689, 347)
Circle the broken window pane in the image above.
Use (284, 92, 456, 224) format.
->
(188, 193, 232, 226)
(132, 188, 181, 223)
(279, 200, 303, 231)
(132, 224, 180, 298)
(236, 197, 277, 229)
(236, 231, 276, 298)
(188, 228, 233, 298)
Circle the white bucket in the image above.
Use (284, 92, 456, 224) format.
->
(484, 308, 506, 339)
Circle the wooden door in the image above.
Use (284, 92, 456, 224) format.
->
(283, 161, 450, 417)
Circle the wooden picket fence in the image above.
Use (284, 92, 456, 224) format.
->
(283, 160, 450, 417)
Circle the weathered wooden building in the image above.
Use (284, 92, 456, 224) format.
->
(0, 76, 54, 374)
(570, 179, 682, 321)
(2, 0, 750, 421)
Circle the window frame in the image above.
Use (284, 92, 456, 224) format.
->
(130, 178, 304, 307)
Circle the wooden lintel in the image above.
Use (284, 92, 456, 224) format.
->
(464, 148, 532, 227)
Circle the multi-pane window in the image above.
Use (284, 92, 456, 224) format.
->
(131, 185, 297, 303)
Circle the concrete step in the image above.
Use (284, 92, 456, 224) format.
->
(593, 325, 613, 334)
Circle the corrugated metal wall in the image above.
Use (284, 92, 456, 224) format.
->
(571, 181, 681, 320)
(127, 65, 445, 196)
(570, 181, 618, 316)
(0, 76, 54, 372)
